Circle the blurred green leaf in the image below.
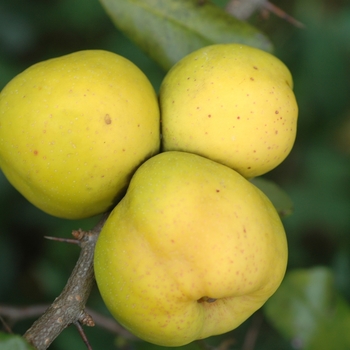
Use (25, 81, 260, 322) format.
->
(250, 177, 294, 218)
(0, 333, 36, 350)
(264, 267, 350, 350)
(98, 0, 273, 71)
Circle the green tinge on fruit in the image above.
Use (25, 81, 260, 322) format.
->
(94, 151, 288, 346)
(0, 50, 160, 219)
(159, 43, 298, 178)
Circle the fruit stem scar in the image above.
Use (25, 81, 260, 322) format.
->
(197, 296, 217, 303)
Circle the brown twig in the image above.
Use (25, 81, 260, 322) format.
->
(0, 305, 49, 326)
(22, 214, 108, 350)
(0, 315, 13, 333)
(44, 236, 81, 245)
(74, 321, 93, 350)
(225, 0, 304, 28)
(241, 312, 263, 350)
(86, 309, 137, 340)
(225, 0, 265, 20)
(0, 304, 137, 341)
(264, 1, 305, 28)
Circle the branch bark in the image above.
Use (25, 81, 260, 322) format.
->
(0, 304, 137, 340)
(23, 214, 108, 350)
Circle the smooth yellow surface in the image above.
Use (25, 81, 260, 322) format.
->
(0, 50, 160, 219)
(160, 44, 298, 178)
(94, 151, 288, 346)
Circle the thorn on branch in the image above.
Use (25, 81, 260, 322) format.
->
(74, 321, 93, 350)
(44, 228, 93, 246)
(44, 236, 81, 245)
(0, 315, 13, 333)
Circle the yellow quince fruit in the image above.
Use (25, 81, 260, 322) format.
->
(94, 151, 288, 346)
(159, 43, 298, 178)
(0, 50, 160, 219)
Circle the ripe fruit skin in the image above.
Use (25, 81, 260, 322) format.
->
(0, 50, 160, 219)
(159, 43, 298, 178)
(94, 151, 288, 346)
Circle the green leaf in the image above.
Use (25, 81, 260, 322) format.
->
(250, 177, 294, 218)
(98, 0, 273, 71)
(264, 267, 350, 350)
(0, 333, 36, 350)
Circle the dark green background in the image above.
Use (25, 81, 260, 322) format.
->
(1, 0, 350, 349)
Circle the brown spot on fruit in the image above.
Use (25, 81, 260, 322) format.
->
(33, 150, 38, 155)
(104, 114, 112, 124)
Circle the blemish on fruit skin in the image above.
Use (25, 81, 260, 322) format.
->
(104, 114, 112, 124)
(33, 150, 38, 155)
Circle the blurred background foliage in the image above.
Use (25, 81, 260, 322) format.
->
(0, 0, 349, 349)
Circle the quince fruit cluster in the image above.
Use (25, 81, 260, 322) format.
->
(0, 44, 297, 347)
